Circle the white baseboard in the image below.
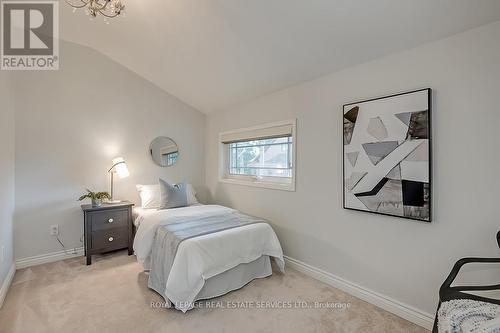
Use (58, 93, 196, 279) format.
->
(15, 247, 84, 269)
(284, 256, 434, 331)
(0, 263, 16, 309)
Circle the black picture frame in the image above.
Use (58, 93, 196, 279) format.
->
(342, 88, 432, 222)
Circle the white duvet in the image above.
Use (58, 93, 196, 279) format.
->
(133, 205, 285, 310)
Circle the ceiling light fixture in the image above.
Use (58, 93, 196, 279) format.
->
(65, 0, 125, 20)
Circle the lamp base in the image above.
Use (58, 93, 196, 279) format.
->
(107, 200, 122, 204)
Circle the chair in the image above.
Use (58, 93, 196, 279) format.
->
(432, 231, 500, 332)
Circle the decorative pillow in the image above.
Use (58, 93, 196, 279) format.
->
(136, 184, 161, 209)
(159, 179, 188, 209)
(186, 184, 198, 205)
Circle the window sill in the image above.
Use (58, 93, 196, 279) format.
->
(219, 178, 296, 192)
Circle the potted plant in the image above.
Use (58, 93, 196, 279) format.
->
(78, 189, 111, 207)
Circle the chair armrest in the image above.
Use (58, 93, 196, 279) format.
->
(440, 257, 500, 298)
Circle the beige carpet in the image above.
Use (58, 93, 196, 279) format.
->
(0, 251, 427, 333)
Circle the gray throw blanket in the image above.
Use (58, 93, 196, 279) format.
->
(148, 210, 267, 301)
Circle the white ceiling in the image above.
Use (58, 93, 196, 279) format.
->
(60, 0, 500, 113)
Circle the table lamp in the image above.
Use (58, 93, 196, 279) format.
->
(108, 157, 129, 203)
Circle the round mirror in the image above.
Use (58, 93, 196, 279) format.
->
(149, 137, 179, 167)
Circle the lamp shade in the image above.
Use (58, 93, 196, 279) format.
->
(112, 157, 130, 178)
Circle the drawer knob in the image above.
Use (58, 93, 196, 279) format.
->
(108, 218, 114, 223)
(108, 237, 114, 242)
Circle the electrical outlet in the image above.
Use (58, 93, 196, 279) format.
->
(50, 224, 59, 236)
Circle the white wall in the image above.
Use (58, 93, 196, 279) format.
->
(12, 41, 206, 260)
(206, 21, 500, 315)
(0, 71, 15, 286)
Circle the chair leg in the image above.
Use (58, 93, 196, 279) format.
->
(432, 301, 441, 333)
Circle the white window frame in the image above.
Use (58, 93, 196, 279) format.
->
(218, 119, 296, 191)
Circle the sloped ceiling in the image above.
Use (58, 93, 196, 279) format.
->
(59, 0, 500, 113)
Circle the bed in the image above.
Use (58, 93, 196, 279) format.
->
(133, 204, 285, 312)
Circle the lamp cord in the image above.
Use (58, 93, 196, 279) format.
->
(55, 235, 78, 255)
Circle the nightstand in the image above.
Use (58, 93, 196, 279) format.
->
(81, 201, 134, 265)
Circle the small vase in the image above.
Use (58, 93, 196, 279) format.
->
(92, 199, 102, 208)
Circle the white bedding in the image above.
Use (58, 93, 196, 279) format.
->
(133, 205, 285, 311)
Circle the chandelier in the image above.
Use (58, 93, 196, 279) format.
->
(65, 0, 125, 19)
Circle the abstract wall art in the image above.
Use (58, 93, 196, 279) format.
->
(343, 89, 432, 222)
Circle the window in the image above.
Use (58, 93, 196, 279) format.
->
(219, 120, 296, 191)
(162, 152, 178, 166)
(228, 137, 293, 177)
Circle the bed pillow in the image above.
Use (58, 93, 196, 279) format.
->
(136, 184, 161, 209)
(186, 184, 198, 205)
(136, 182, 198, 208)
(159, 179, 189, 209)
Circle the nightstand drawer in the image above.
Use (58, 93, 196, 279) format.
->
(90, 209, 128, 232)
(91, 228, 128, 251)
